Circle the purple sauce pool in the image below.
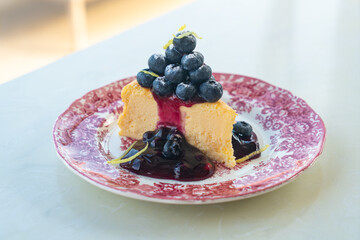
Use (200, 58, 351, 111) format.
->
(120, 128, 215, 181)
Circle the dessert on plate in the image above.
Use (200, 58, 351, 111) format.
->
(109, 25, 266, 181)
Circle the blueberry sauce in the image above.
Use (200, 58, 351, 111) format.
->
(120, 128, 215, 181)
(151, 93, 204, 132)
(232, 131, 260, 159)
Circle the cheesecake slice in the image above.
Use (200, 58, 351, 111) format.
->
(118, 80, 237, 168)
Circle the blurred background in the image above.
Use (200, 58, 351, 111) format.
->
(0, 0, 193, 84)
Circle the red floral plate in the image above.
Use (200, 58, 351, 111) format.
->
(53, 73, 326, 204)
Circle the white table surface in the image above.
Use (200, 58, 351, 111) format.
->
(1, 0, 359, 239)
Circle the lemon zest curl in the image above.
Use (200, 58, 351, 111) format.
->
(163, 38, 173, 50)
(236, 144, 270, 163)
(178, 24, 186, 32)
(172, 31, 202, 40)
(163, 25, 202, 49)
(107, 142, 149, 164)
(139, 70, 159, 78)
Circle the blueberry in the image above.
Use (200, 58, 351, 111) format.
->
(165, 45, 183, 64)
(199, 78, 223, 102)
(173, 163, 184, 179)
(163, 139, 183, 159)
(152, 77, 174, 97)
(181, 52, 204, 71)
(175, 82, 197, 101)
(233, 121, 253, 139)
(145, 127, 171, 150)
(173, 31, 196, 53)
(149, 138, 167, 151)
(136, 69, 156, 88)
(154, 127, 171, 139)
(143, 131, 155, 142)
(148, 54, 167, 75)
(167, 128, 184, 145)
(232, 131, 258, 158)
(189, 64, 212, 85)
(130, 157, 142, 171)
(164, 64, 187, 84)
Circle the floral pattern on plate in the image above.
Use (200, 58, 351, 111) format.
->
(53, 73, 326, 204)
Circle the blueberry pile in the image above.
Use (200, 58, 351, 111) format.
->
(143, 127, 184, 159)
(137, 30, 223, 102)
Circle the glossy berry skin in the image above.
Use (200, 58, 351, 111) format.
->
(153, 126, 171, 140)
(233, 121, 253, 139)
(136, 69, 156, 88)
(175, 82, 197, 101)
(189, 64, 212, 85)
(162, 128, 184, 159)
(199, 78, 223, 102)
(232, 132, 258, 159)
(162, 139, 183, 159)
(148, 54, 167, 75)
(152, 77, 174, 97)
(142, 131, 155, 142)
(167, 128, 184, 143)
(164, 64, 187, 84)
(149, 138, 166, 151)
(173, 32, 196, 53)
(143, 127, 170, 150)
(143, 127, 170, 142)
(181, 52, 204, 71)
(165, 45, 183, 64)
